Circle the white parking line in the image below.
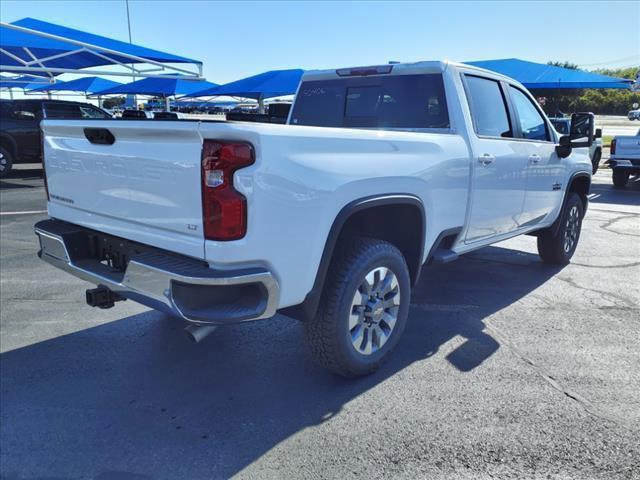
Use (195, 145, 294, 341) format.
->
(0, 210, 48, 216)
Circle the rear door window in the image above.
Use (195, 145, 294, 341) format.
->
(44, 103, 82, 119)
(291, 74, 449, 129)
(464, 75, 512, 138)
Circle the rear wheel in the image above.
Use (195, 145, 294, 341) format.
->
(304, 237, 410, 377)
(612, 169, 630, 188)
(537, 193, 584, 265)
(591, 148, 601, 175)
(0, 146, 14, 178)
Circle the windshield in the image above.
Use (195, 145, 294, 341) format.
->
(290, 74, 449, 130)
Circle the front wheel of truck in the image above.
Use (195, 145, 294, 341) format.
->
(304, 237, 411, 377)
(537, 192, 584, 265)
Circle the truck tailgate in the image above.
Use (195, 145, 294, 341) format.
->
(42, 120, 206, 259)
(614, 135, 640, 160)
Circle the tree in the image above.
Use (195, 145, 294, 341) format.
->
(547, 61, 579, 70)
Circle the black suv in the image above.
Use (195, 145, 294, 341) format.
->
(0, 99, 111, 177)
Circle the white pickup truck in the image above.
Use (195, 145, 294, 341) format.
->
(35, 61, 595, 377)
(609, 128, 640, 188)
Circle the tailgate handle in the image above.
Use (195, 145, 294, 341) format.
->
(84, 128, 115, 145)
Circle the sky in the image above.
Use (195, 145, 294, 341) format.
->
(1, 0, 639, 86)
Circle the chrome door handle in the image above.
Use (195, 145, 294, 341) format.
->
(478, 154, 495, 166)
(529, 154, 541, 163)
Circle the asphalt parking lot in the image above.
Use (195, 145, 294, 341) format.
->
(1, 164, 639, 480)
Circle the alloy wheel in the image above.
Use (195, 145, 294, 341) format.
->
(348, 267, 401, 355)
(563, 205, 580, 253)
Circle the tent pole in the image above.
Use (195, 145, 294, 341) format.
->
(165, 96, 170, 111)
(258, 94, 265, 114)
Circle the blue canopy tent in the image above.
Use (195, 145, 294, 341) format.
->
(465, 58, 632, 89)
(0, 74, 51, 99)
(26, 76, 122, 106)
(1, 74, 50, 89)
(27, 76, 121, 94)
(0, 17, 203, 80)
(188, 69, 305, 112)
(92, 75, 219, 110)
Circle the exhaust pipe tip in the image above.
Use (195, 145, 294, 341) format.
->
(184, 324, 218, 343)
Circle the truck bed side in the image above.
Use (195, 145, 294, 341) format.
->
(42, 119, 471, 308)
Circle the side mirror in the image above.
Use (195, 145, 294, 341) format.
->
(556, 135, 572, 158)
(557, 112, 596, 158)
(569, 112, 595, 148)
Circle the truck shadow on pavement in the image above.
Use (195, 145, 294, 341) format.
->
(0, 246, 563, 480)
(0, 168, 44, 190)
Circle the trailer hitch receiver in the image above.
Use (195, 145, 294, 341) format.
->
(86, 286, 125, 309)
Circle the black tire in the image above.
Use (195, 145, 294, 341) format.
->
(591, 148, 601, 175)
(612, 169, 630, 188)
(0, 146, 14, 178)
(537, 193, 584, 265)
(304, 237, 411, 377)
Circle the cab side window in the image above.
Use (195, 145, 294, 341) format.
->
(464, 75, 512, 138)
(509, 86, 550, 141)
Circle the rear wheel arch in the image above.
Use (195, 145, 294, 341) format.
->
(280, 194, 426, 322)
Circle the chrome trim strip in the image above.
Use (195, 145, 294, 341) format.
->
(35, 227, 279, 325)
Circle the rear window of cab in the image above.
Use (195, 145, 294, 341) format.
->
(290, 74, 449, 130)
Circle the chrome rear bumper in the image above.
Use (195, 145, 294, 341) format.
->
(34, 219, 279, 325)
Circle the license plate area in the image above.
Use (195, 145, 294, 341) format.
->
(86, 232, 150, 273)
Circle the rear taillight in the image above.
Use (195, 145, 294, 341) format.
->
(610, 139, 616, 155)
(201, 140, 254, 241)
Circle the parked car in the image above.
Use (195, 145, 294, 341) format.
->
(0, 99, 111, 177)
(121, 109, 153, 119)
(550, 116, 602, 174)
(34, 61, 595, 377)
(628, 109, 640, 121)
(608, 128, 640, 187)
